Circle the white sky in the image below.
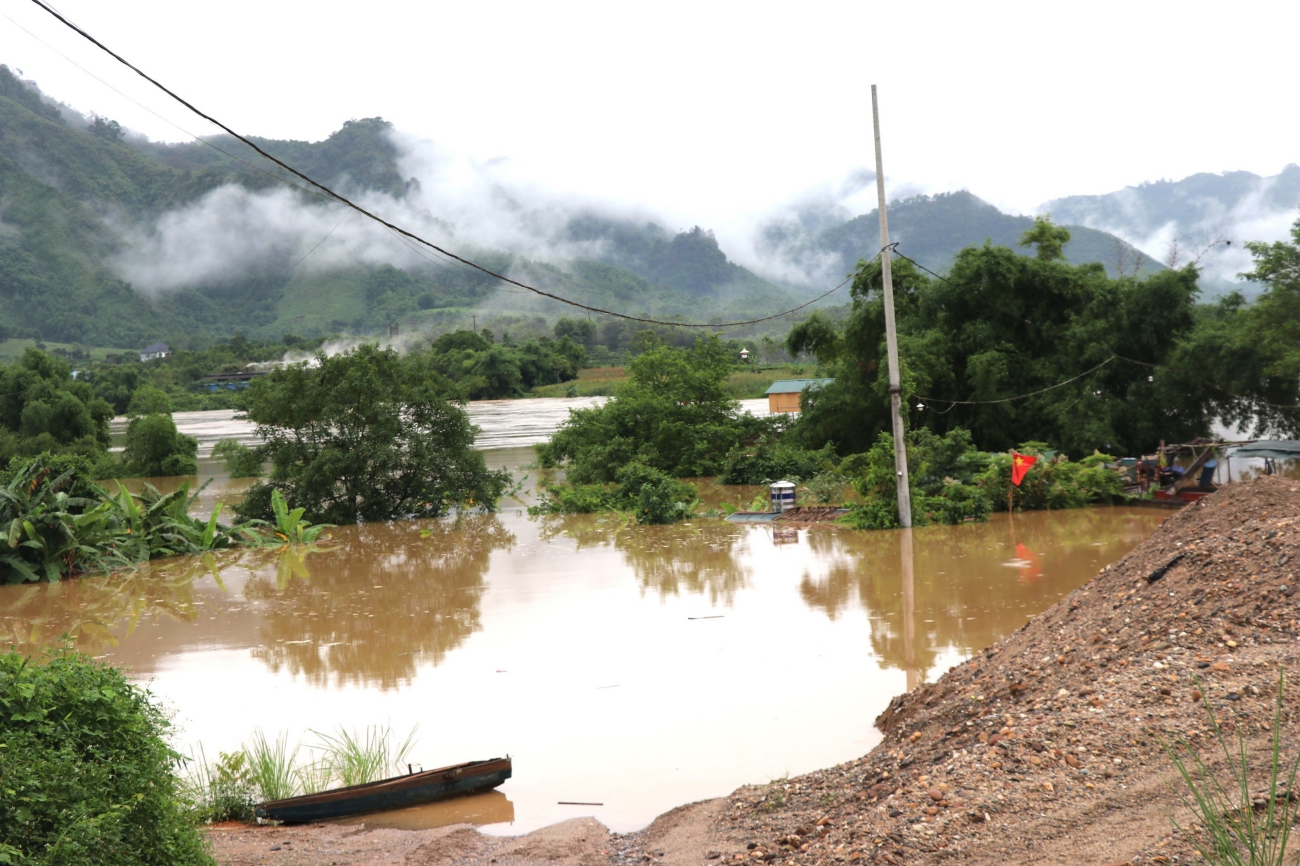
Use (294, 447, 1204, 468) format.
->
(2, 0, 1297, 230)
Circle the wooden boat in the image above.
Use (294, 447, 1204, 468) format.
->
(255, 757, 512, 823)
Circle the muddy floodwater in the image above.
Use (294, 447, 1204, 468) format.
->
(0, 491, 1164, 833)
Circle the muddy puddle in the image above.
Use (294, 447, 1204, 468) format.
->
(0, 497, 1163, 835)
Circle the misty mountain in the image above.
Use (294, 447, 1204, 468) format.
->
(0, 65, 800, 348)
(759, 191, 1162, 286)
(1042, 166, 1300, 294)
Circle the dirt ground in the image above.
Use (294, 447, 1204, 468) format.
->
(209, 477, 1300, 866)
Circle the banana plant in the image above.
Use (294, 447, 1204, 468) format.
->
(268, 488, 333, 544)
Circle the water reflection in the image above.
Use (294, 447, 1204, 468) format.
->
(332, 790, 515, 831)
(537, 515, 752, 603)
(247, 516, 515, 690)
(0, 505, 1167, 835)
(797, 507, 1160, 679)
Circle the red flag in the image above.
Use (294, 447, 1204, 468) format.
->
(1010, 451, 1038, 487)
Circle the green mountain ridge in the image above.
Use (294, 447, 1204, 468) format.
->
(762, 190, 1164, 285)
(0, 65, 802, 349)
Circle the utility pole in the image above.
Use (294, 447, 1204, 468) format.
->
(872, 84, 912, 528)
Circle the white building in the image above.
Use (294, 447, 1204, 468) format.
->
(140, 341, 170, 362)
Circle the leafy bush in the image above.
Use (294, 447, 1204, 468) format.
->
(974, 444, 1127, 510)
(719, 443, 835, 485)
(210, 439, 262, 478)
(178, 747, 255, 824)
(530, 462, 697, 525)
(0, 455, 323, 584)
(0, 647, 214, 865)
(839, 429, 1129, 530)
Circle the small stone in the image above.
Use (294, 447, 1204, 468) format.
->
(1065, 754, 1081, 768)
(706, 853, 721, 860)
(925, 806, 939, 816)
(1191, 690, 1203, 702)
(928, 787, 944, 801)
(1213, 662, 1232, 671)
(1029, 756, 1042, 766)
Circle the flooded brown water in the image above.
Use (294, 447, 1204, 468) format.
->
(0, 498, 1164, 834)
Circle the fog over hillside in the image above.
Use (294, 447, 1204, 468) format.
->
(1042, 166, 1300, 295)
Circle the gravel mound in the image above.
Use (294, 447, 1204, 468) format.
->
(704, 477, 1300, 866)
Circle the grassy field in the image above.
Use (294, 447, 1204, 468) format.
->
(0, 338, 121, 363)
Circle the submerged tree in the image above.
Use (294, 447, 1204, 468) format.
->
(537, 334, 766, 482)
(237, 344, 511, 524)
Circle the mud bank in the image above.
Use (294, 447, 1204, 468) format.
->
(209, 477, 1300, 866)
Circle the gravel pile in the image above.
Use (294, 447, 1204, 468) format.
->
(703, 477, 1300, 866)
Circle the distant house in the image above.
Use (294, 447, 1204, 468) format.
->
(765, 378, 834, 414)
(140, 341, 170, 362)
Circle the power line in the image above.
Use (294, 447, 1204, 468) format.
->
(889, 245, 1037, 327)
(26, 0, 847, 330)
(1113, 353, 1300, 412)
(915, 356, 1117, 408)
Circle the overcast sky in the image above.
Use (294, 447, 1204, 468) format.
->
(3, 0, 1297, 233)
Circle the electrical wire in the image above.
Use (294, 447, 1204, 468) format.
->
(914, 356, 1117, 407)
(26, 0, 849, 329)
(889, 245, 1037, 327)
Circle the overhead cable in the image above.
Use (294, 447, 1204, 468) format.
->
(914, 356, 1117, 408)
(27, 0, 848, 329)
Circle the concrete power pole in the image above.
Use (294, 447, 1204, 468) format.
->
(871, 84, 913, 527)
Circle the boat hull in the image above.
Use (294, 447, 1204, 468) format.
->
(255, 757, 512, 823)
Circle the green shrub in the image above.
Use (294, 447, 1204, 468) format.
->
(121, 414, 198, 477)
(210, 439, 263, 478)
(0, 647, 214, 865)
(529, 462, 697, 525)
(719, 443, 835, 485)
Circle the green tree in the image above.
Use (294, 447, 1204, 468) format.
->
(125, 385, 171, 416)
(237, 344, 511, 524)
(122, 413, 199, 476)
(0, 349, 113, 466)
(787, 244, 1220, 457)
(538, 334, 766, 481)
(1018, 214, 1071, 261)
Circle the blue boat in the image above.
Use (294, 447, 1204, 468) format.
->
(255, 757, 512, 823)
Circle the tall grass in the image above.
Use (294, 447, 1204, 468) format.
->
(1162, 669, 1300, 866)
(310, 725, 419, 788)
(179, 723, 419, 819)
(244, 729, 300, 802)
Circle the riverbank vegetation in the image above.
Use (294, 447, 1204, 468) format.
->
(0, 646, 214, 865)
(234, 344, 511, 525)
(181, 724, 418, 823)
(0, 455, 328, 585)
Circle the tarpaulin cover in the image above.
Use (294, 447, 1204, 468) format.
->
(1230, 441, 1300, 459)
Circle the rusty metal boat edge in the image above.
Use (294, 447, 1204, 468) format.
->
(254, 757, 512, 823)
